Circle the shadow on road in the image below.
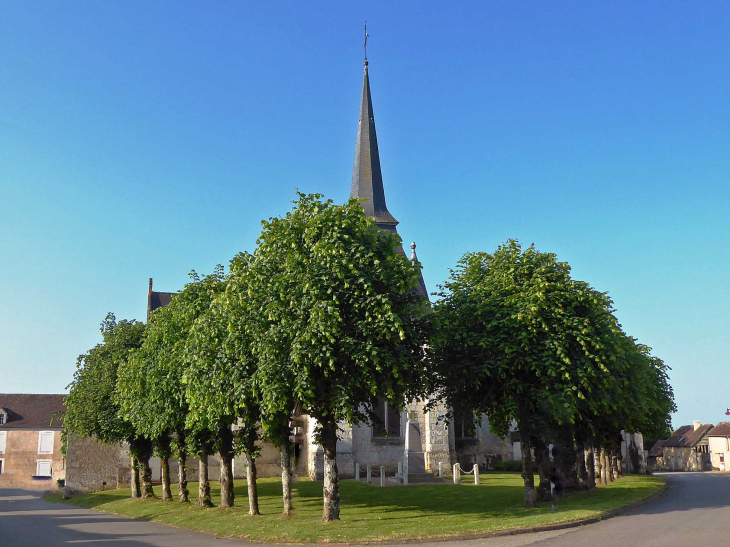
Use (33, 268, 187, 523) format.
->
(627, 473, 730, 515)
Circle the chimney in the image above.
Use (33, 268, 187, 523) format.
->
(148, 278, 153, 295)
(693, 420, 701, 431)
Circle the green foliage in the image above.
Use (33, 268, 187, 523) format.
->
(117, 269, 225, 455)
(63, 314, 145, 447)
(431, 239, 675, 451)
(492, 460, 523, 472)
(224, 193, 430, 440)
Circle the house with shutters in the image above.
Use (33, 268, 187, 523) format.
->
(0, 394, 66, 489)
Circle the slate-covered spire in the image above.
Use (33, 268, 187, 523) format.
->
(351, 60, 399, 230)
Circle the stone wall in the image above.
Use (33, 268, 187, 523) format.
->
(0, 429, 65, 490)
(453, 415, 512, 470)
(65, 435, 128, 494)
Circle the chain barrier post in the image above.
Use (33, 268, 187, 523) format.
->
(473, 464, 479, 485)
(355, 463, 360, 481)
(438, 462, 443, 479)
(453, 463, 460, 484)
(380, 466, 385, 487)
(367, 464, 372, 483)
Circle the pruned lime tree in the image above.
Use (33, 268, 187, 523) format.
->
(63, 314, 152, 499)
(430, 241, 645, 507)
(236, 193, 430, 522)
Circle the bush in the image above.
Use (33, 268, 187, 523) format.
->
(491, 460, 523, 472)
(56, 479, 65, 488)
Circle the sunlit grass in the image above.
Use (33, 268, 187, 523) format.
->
(52, 472, 665, 543)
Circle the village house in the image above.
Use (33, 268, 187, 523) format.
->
(660, 421, 714, 472)
(646, 440, 666, 471)
(0, 394, 65, 489)
(707, 422, 730, 472)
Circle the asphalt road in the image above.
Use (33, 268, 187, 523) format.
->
(0, 473, 728, 547)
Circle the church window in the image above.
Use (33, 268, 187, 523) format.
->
(372, 400, 401, 438)
(454, 413, 476, 439)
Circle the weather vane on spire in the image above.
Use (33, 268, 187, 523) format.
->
(364, 20, 369, 63)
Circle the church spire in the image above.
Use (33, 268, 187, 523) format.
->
(350, 47, 399, 229)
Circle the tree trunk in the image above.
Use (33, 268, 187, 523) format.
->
(516, 409, 536, 508)
(219, 426, 235, 509)
(555, 436, 580, 493)
(576, 446, 589, 490)
(532, 437, 552, 503)
(130, 456, 141, 499)
(196, 451, 213, 507)
(601, 448, 610, 484)
(584, 445, 596, 490)
(177, 452, 189, 503)
(321, 421, 341, 521)
(280, 424, 293, 517)
(160, 457, 172, 501)
(141, 458, 156, 499)
(611, 454, 619, 480)
(245, 452, 261, 515)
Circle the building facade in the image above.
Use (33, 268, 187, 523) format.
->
(707, 422, 730, 471)
(0, 394, 66, 489)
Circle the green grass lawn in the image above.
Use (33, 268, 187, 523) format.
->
(49, 472, 665, 543)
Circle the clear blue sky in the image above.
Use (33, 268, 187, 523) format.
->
(2, 2, 728, 429)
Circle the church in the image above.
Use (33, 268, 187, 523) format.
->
(148, 55, 517, 482)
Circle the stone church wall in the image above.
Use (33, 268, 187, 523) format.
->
(452, 415, 513, 470)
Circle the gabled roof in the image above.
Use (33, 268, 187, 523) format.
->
(708, 422, 730, 437)
(647, 440, 666, 457)
(0, 394, 65, 429)
(664, 424, 714, 448)
(147, 278, 177, 322)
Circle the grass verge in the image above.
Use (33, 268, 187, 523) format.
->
(49, 472, 665, 543)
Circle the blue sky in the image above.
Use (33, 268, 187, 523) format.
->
(1, 2, 728, 429)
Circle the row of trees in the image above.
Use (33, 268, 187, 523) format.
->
(64, 193, 675, 520)
(429, 241, 675, 506)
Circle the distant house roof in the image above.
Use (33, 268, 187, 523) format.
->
(147, 278, 177, 322)
(664, 424, 714, 448)
(709, 422, 730, 437)
(0, 394, 65, 429)
(647, 440, 666, 457)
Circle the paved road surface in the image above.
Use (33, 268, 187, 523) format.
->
(0, 473, 728, 546)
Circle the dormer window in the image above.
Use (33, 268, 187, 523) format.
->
(0, 409, 7, 425)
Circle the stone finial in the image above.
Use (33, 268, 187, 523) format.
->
(410, 242, 417, 265)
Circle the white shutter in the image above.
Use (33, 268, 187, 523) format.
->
(38, 431, 53, 454)
(36, 460, 52, 477)
(0, 432, 6, 454)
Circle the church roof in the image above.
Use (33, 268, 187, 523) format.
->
(351, 61, 398, 228)
(350, 57, 428, 301)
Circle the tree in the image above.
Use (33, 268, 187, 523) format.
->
(430, 241, 625, 507)
(232, 193, 429, 522)
(64, 314, 151, 499)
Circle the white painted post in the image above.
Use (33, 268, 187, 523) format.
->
(367, 464, 372, 483)
(380, 466, 385, 487)
(473, 464, 479, 485)
(398, 461, 403, 477)
(438, 462, 443, 479)
(453, 463, 460, 484)
(355, 463, 360, 481)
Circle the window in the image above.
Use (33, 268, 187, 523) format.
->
(454, 412, 476, 439)
(0, 414, 5, 425)
(36, 460, 52, 477)
(0, 431, 5, 454)
(372, 400, 401, 438)
(38, 431, 54, 454)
